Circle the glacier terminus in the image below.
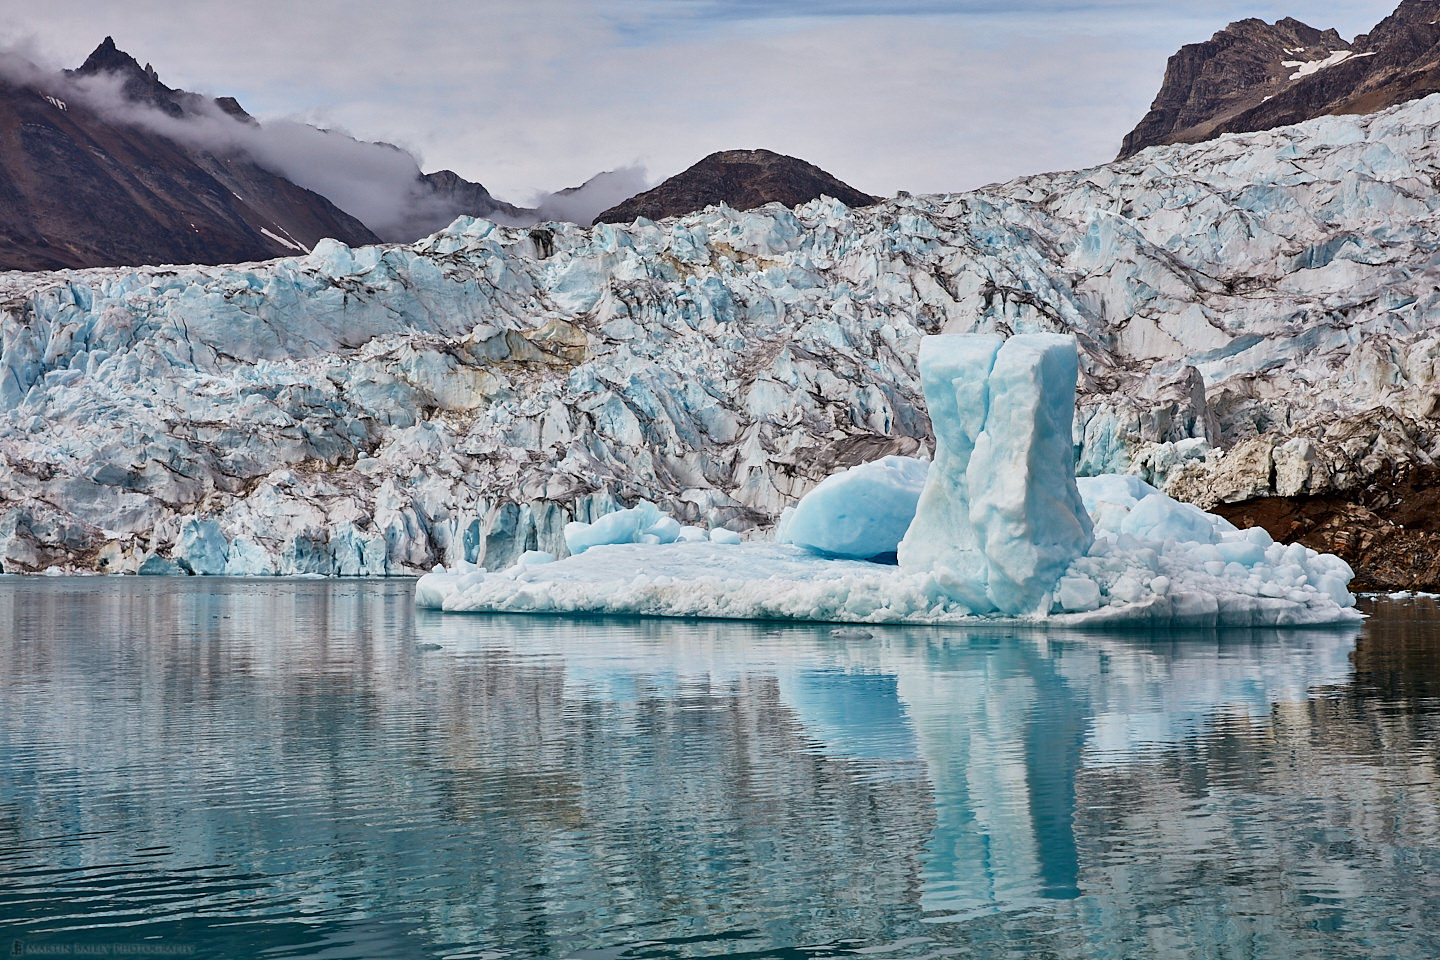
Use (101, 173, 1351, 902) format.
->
(4, 95, 1440, 602)
(417, 334, 1359, 626)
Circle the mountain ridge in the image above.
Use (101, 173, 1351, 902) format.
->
(0, 57, 379, 271)
(1120, 0, 1440, 157)
(0, 38, 525, 270)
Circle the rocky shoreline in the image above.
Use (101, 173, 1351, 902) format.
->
(1216, 465, 1440, 592)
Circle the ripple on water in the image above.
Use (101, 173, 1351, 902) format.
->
(0, 578, 1437, 959)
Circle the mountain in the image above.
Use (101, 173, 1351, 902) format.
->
(413, 169, 529, 234)
(5, 96, 1440, 587)
(0, 38, 524, 271)
(0, 38, 381, 270)
(1120, 0, 1440, 158)
(593, 149, 877, 224)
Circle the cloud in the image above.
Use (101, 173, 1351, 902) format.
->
(208, 119, 440, 240)
(531, 165, 653, 225)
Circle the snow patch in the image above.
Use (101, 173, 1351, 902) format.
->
(1282, 49, 1373, 81)
(260, 227, 309, 253)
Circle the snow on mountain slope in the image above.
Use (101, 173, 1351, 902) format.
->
(5, 94, 1440, 576)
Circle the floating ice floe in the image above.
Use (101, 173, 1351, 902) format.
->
(416, 334, 1361, 627)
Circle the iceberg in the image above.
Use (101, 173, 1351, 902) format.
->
(897, 334, 1093, 615)
(417, 334, 1360, 627)
(778, 455, 928, 561)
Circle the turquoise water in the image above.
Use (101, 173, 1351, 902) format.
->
(1, 578, 1437, 959)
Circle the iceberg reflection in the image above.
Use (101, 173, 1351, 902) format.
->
(440, 614, 1360, 919)
(4, 579, 1432, 960)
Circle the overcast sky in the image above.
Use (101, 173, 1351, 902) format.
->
(0, 0, 1404, 204)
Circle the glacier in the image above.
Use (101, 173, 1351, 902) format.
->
(415, 333, 1359, 626)
(6, 95, 1440, 576)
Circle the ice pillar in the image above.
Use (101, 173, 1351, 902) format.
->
(898, 333, 1093, 615)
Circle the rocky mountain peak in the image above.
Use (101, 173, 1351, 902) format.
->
(1384, 0, 1440, 22)
(75, 37, 166, 88)
(1120, 1, 1440, 158)
(1355, 0, 1440, 55)
(593, 148, 877, 225)
(77, 36, 133, 73)
(72, 35, 184, 116)
(1117, 15, 1347, 158)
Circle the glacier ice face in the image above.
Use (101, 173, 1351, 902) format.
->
(898, 334, 1092, 615)
(175, 519, 229, 575)
(417, 334, 1358, 627)
(779, 455, 928, 560)
(7, 95, 1440, 573)
(416, 465, 1360, 625)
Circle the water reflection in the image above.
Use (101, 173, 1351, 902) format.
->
(0, 579, 1436, 960)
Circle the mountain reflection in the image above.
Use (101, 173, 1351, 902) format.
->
(1, 579, 1436, 960)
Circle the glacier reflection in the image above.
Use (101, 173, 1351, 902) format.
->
(2, 578, 1436, 960)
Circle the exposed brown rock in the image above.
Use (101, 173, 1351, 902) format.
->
(1120, 0, 1440, 159)
(593, 149, 877, 225)
(1214, 463, 1440, 591)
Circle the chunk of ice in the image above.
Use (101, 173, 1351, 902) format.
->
(565, 501, 679, 555)
(781, 455, 929, 560)
(899, 334, 1093, 615)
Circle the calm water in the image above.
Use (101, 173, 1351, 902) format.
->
(1, 579, 1437, 960)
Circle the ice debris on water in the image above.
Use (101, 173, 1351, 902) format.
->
(565, 501, 734, 554)
(417, 334, 1360, 627)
